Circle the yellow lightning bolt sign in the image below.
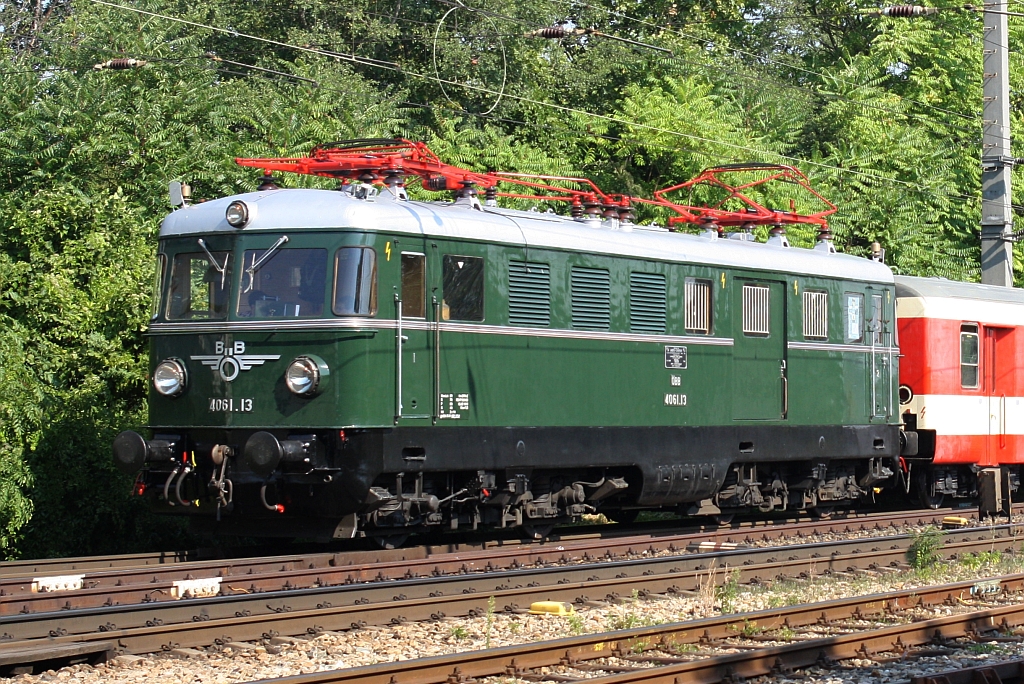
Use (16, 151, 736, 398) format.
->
(385, 241, 392, 261)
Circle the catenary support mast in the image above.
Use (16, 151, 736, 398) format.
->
(981, 0, 1015, 286)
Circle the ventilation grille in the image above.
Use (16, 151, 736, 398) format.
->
(508, 260, 551, 326)
(629, 272, 666, 333)
(742, 284, 770, 335)
(571, 267, 611, 330)
(802, 291, 828, 339)
(685, 278, 712, 334)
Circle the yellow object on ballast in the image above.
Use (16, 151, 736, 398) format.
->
(529, 601, 575, 616)
(942, 516, 970, 529)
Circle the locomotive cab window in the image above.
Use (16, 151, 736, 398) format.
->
(845, 293, 864, 343)
(802, 291, 828, 339)
(237, 248, 326, 318)
(684, 278, 712, 334)
(961, 324, 980, 388)
(167, 251, 231, 320)
(151, 253, 166, 321)
(333, 247, 377, 316)
(442, 255, 484, 321)
(401, 253, 426, 318)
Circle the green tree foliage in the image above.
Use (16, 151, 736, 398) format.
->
(0, 0, 1018, 556)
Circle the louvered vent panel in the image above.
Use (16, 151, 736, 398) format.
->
(742, 284, 770, 335)
(802, 291, 828, 339)
(571, 267, 611, 330)
(508, 261, 550, 326)
(685, 279, 712, 334)
(629, 272, 666, 333)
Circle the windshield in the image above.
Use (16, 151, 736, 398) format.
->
(167, 252, 231, 320)
(237, 248, 327, 318)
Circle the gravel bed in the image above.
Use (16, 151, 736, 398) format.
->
(5, 521, 1024, 684)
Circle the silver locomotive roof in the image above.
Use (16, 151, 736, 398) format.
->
(160, 187, 894, 284)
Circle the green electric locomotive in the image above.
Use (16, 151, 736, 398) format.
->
(114, 140, 902, 544)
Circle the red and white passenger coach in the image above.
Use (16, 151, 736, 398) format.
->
(896, 275, 1024, 507)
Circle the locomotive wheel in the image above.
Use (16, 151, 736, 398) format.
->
(710, 513, 735, 525)
(913, 468, 944, 510)
(521, 523, 555, 540)
(809, 505, 835, 520)
(373, 534, 409, 550)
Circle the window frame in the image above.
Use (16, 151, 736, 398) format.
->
(960, 323, 980, 389)
(684, 277, 713, 335)
(165, 250, 232, 321)
(235, 246, 328, 319)
(741, 283, 770, 337)
(844, 292, 864, 343)
(331, 246, 378, 317)
(802, 290, 828, 340)
(400, 252, 427, 319)
(151, 253, 167, 321)
(442, 254, 485, 322)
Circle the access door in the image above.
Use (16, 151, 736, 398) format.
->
(733, 280, 787, 420)
(867, 291, 892, 420)
(984, 326, 1015, 466)
(395, 249, 433, 422)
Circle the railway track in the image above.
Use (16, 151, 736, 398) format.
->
(0, 508, 964, 615)
(234, 570, 1024, 684)
(0, 517, 1019, 659)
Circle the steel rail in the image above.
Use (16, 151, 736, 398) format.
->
(911, 658, 1024, 684)
(0, 508, 968, 614)
(1, 524, 1020, 655)
(236, 574, 1024, 684)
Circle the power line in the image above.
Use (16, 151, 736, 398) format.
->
(83, 0, 982, 204)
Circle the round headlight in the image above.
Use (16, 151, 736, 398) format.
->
(153, 359, 187, 397)
(285, 356, 327, 396)
(225, 201, 249, 228)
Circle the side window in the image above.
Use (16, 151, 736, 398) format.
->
(741, 283, 769, 336)
(167, 251, 231, 320)
(684, 277, 712, 334)
(571, 266, 611, 331)
(442, 255, 484, 321)
(401, 253, 425, 318)
(802, 291, 828, 340)
(333, 247, 377, 316)
(508, 260, 550, 326)
(961, 324, 980, 388)
(870, 294, 884, 345)
(151, 253, 166, 321)
(629, 272, 666, 334)
(845, 293, 864, 343)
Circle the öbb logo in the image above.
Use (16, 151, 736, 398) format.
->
(191, 341, 281, 382)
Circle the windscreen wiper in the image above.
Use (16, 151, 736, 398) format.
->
(197, 238, 230, 289)
(243, 235, 290, 294)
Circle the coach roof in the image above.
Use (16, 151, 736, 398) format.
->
(160, 188, 894, 284)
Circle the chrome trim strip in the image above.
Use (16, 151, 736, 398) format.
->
(788, 341, 899, 354)
(150, 319, 734, 346)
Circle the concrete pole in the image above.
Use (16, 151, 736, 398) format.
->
(981, 0, 1015, 286)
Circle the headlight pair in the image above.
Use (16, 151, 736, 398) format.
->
(153, 354, 328, 397)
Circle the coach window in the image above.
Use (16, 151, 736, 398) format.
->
(401, 253, 426, 318)
(333, 247, 377, 316)
(442, 255, 485, 321)
(741, 283, 769, 336)
(961, 324, 980, 388)
(167, 251, 231, 320)
(844, 293, 864, 343)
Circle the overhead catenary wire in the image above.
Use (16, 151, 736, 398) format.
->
(82, 0, 983, 204)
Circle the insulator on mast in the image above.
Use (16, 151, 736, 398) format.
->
(525, 26, 579, 39)
(867, 5, 940, 17)
(484, 186, 498, 207)
(93, 58, 148, 70)
(571, 197, 584, 220)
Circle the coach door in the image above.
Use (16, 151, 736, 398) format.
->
(395, 248, 433, 422)
(984, 326, 1015, 466)
(733, 280, 787, 420)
